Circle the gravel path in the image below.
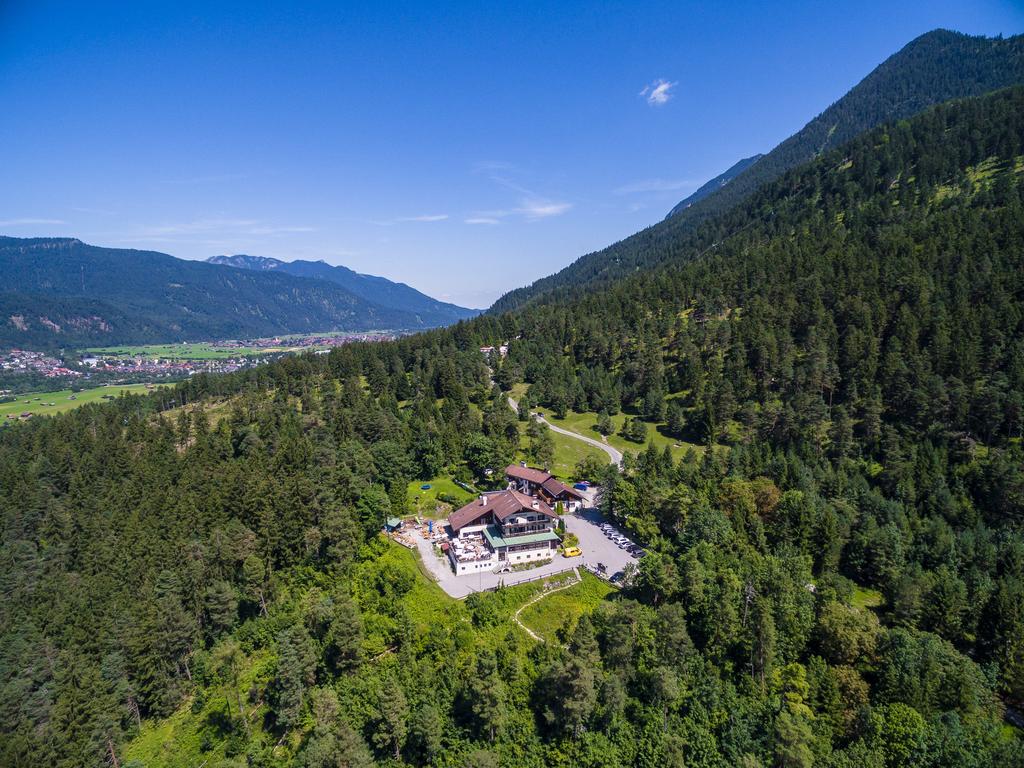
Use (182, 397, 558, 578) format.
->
(507, 396, 624, 467)
(511, 567, 581, 642)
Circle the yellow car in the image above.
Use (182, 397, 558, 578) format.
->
(563, 546, 582, 558)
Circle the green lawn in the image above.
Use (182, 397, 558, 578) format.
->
(406, 476, 476, 518)
(516, 419, 604, 480)
(537, 408, 703, 462)
(0, 384, 158, 420)
(518, 572, 615, 642)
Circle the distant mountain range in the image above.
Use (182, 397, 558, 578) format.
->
(206, 254, 475, 325)
(492, 29, 1024, 312)
(0, 238, 477, 347)
(665, 154, 763, 219)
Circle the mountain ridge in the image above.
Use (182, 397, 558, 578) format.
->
(207, 254, 478, 321)
(0, 237, 471, 347)
(665, 154, 763, 218)
(491, 28, 1024, 313)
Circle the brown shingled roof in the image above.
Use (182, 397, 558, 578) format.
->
(448, 490, 555, 532)
(505, 464, 553, 484)
(541, 476, 584, 500)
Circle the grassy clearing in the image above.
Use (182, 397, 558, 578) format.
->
(517, 571, 614, 642)
(156, 398, 238, 430)
(538, 408, 703, 462)
(851, 586, 884, 610)
(0, 384, 157, 420)
(406, 476, 476, 518)
(515, 419, 604, 480)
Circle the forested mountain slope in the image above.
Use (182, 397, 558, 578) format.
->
(665, 153, 763, 218)
(2, 87, 1024, 767)
(0, 238, 459, 347)
(492, 29, 1024, 313)
(207, 254, 479, 322)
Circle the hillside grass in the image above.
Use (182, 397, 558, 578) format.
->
(0, 384, 157, 420)
(515, 419, 604, 480)
(517, 571, 615, 642)
(538, 407, 703, 462)
(124, 648, 275, 768)
(406, 476, 475, 518)
(156, 397, 238, 430)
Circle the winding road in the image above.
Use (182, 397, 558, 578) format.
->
(508, 396, 624, 468)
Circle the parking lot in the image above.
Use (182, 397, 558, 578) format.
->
(406, 504, 639, 599)
(564, 508, 640, 578)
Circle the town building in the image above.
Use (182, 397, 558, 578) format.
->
(445, 490, 561, 575)
(505, 463, 585, 512)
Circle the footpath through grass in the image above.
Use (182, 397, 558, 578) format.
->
(517, 572, 615, 642)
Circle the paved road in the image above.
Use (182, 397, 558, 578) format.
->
(507, 396, 624, 468)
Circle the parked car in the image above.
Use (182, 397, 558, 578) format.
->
(563, 546, 582, 558)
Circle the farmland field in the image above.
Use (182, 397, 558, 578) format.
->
(83, 343, 264, 359)
(0, 384, 158, 420)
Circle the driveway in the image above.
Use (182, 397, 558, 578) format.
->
(408, 508, 636, 598)
(507, 396, 623, 467)
(566, 508, 637, 576)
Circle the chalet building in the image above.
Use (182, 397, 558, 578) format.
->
(505, 463, 585, 512)
(445, 490, 561, 574)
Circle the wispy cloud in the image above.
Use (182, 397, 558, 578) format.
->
(472, 160, 517, 174)
(613, 178, 699, 195)
(468, 162, 572, 224)
(396, 214, 448, 223)
(372, 213, 449, 226)
(466, 198, 572, 224)
(639, 78, 676, 106)
(517, 199, 571, 219)
(127, 218, 315, 242)
(0, 217, 66, 227)
(160, 173, 251, 185)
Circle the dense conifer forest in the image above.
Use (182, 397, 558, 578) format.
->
(492, 29, 1024, 313)
(2, 79, 1024, 768)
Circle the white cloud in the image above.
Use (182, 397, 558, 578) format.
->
(467, 164, 572, 223)
(396, 214, 448, 223)
(639, 78, 676, 106)
(466, 198, 572, 224)
(129, 218, 315, 240)
(0, 217, 66, 227)
(517, 199, 571, 219)
(613, 178, 699, 195)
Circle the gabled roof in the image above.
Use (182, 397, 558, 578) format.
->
(448, 490, 556, 532)
(505, 464, 553, 484)
(541, 476, 584, 500)
(506, 464, 584, 500)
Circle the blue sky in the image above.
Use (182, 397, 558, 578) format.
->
(1, 1, 1022, 308)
